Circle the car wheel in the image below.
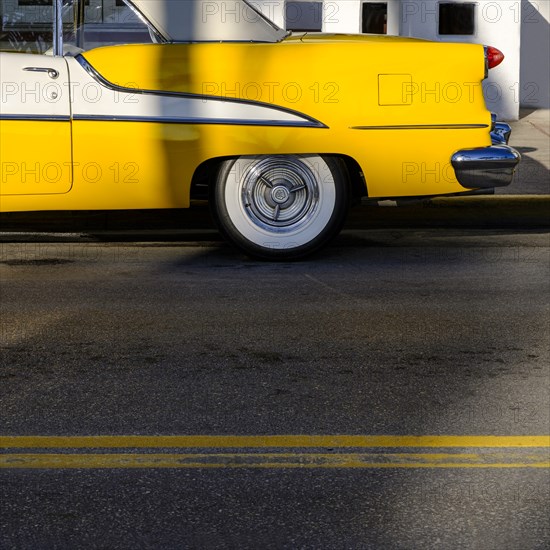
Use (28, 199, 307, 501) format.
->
(212, 155, 349, 260)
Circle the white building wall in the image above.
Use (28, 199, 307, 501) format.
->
(386, 0, 401, 35)
(520, 0, 550, 108)
(323, 0, 361, 33)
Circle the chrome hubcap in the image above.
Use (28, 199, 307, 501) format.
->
(241, 157, 320, 231)
(271, 185, 291, 205)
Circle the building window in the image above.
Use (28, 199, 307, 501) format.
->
(362, 2, 387, 34)
(438, 2, 476, 35)
(285, 1, 322, 32)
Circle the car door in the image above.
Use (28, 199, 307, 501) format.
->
(0, 0, 72, 196)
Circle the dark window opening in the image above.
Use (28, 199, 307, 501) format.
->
(439, 2, 476, 35)
(362, 2, 387, 34)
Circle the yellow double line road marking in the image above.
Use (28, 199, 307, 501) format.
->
(1, 435, 549, 448)
(1, 436, 549, 469)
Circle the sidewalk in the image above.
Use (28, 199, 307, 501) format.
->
(499, 108, 550, 195)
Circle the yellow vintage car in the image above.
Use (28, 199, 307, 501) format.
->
(0, 0, 520, 259)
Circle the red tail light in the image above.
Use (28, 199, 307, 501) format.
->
(486, 46, 505, 69)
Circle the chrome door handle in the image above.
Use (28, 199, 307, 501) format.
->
(23, 67, 59, 79)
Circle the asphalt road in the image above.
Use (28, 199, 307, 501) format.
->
(0, 228, 549, 549)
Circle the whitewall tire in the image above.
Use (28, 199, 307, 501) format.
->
(212, 155, 349, 260)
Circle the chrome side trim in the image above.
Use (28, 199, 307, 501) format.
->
(2, 114, 316, 128)
(72, 115, 322, 128)
(451, 145, 521, 188)
(0, 115, 70, 122)
(75, 55, 327, 129)
(351, 124, 489, 130)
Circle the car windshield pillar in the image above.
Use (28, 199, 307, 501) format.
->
(54, 0, 63, 55)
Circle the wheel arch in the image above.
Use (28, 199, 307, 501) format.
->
(189, 154, 368, 203)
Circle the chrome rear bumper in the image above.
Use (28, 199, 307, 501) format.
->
(490, 113, 513, 145)
(452, 116, 520, 188)
(491, 122, 512, 145)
